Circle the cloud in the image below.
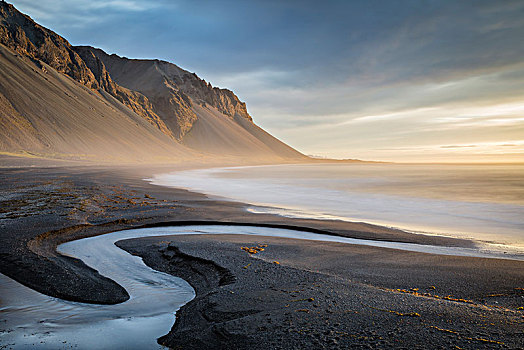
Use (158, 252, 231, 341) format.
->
(86, 1, 163, 11)
(11, 0, 168, 28)
(440, 145, 477, 149)
(13, 0, 163, 13)
(8, 0, 524, 161)
(240, 62, 524, 135)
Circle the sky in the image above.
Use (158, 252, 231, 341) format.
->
(11, 0, 524, 162)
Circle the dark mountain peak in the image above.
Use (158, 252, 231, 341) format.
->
(0, 2, 304, 161)
(78, 46, 253, 123)
(0, 1, 98, 89)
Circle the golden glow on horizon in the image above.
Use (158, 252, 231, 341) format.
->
(273, 98, 524, 163)
(316, 140, 524, 164)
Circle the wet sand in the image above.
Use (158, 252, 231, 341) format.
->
(1, 161, 523, 349)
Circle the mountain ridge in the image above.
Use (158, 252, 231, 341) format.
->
(0, 1, 305, 162)
(74, 46, 254, 140)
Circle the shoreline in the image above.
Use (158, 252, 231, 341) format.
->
(0, 163, 478, 304)
(149, 163, 524, 254)
(1, 161, 523, 348)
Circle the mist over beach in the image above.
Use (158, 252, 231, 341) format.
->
(152, 163, 524, 253)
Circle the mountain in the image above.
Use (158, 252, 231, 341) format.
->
(74, 46, 305, 159)
(0, 2, 305, 162)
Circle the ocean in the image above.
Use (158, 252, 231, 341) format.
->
(150, 163, 524, 254)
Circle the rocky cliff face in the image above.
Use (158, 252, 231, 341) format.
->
(0, 2, 176, 138)
(77, 48, 199, 140)
(0, 1, 304, 161)
(75, 47, 252, 140)
(154, 60, 252, 122)
(0, 1, 256, 141)
(73, 46, 174, 139)
(0, 2, 97, 88)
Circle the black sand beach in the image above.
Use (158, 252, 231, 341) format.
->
(1, 161, 523, 349)
(119, 234, 524, 349)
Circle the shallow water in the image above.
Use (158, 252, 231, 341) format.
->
(2, 225, 523, 349)
(0, 227, 196, 349)
(150, 163, 524, 252)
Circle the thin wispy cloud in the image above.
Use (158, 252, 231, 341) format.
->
(14, 0, 163, 13)
(12, 0, 168, 28)
(87, 1, 163, 11)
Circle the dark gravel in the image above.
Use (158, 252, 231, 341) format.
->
(118, 234, 524, 350)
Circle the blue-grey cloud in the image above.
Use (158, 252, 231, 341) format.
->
(9, 0, 524, 161)
(14, 1, 524, 80)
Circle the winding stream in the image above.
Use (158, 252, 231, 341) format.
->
(1, 225, 523, 349)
